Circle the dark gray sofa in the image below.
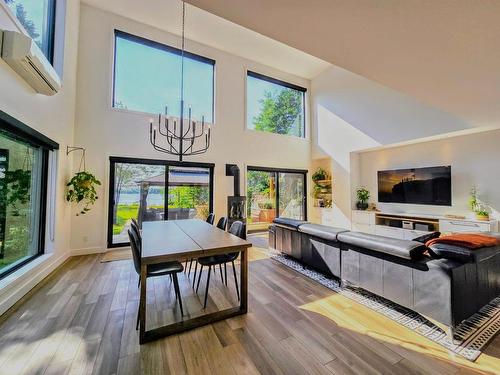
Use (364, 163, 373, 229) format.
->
(270, 218, 500, 334)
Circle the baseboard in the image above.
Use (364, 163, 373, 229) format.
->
(0, 252, 70, 316)
(71, 246, 104, 256)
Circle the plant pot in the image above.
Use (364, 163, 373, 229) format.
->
(475, 213, 490, 221)
(356, 202, 368, 210)
(259, 208, 276, 223)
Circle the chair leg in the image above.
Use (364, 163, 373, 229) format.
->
(192, 261, 198, 288)
(232, 261, 240, 301)
(224, 263, 228, 286)
(169, 274, 173, 283)
(219, 263, 223, 281)
(172, 273, 184, 316)
(138, 277, 140, 288)
(188, 259, 194, 276)
(196, 265, 204, 293)
(184, 259, 189, 272)
(204, 265, 212, 309)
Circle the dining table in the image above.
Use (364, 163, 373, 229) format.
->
(139, 218, 252, 344)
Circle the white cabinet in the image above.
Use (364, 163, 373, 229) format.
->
(439, 219, 498, 233)
(403, 229, 429, 240)
(374, 225, 405, 239)
(352, 210, 376, 233)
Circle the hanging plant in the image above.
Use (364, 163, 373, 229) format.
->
(65, 147, 101, 215)
(66, 171, 101, 215)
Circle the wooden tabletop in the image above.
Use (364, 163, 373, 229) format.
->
(141, 219, 251, 264)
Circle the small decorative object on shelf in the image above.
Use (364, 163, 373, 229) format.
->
(312, 167, 332, 208)
(469, 186, 490, 221)
(356, 187, 370, 210)
(66, 147, 101, 216)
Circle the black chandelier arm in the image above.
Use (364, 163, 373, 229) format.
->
(151, 126, 180, 155)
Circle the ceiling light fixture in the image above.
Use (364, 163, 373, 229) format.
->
(149, 1, 211, 161)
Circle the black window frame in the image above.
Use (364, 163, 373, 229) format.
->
(107, 156, 215, 248)
(4, 0, 57, 65)
(246, 70, 307, 138)
(112, 29, 216, 122)
(247, 166, 308, 230)
(0, 110, 58, 280)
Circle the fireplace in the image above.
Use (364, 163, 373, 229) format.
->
(226, 164, 246, 237)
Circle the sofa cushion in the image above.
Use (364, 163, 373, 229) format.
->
(427, 241, 500, 263)
(273, 217, 308, 230)
(337, 231, 427, 260)
(412, 231, 441, 244)
(299, 223, 349, 242)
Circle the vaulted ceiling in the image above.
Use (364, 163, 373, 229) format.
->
(81, 0, 329, 79)
(186, 0, 500, 128)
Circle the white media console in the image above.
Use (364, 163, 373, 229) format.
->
(352, 210, 498, 240)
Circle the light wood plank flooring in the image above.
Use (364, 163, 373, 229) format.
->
(1, 244, 500, 374)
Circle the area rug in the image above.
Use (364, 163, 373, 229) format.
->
(272, 253, 500, 361)
(100, 249, 132, 263)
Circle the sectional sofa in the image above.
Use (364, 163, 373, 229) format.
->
(269, 217, 500, 336)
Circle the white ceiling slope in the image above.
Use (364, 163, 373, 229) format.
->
(186, 0, 500, 128)
(81, 0, 329, 79)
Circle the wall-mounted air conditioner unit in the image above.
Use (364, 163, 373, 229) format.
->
(0, 30, 61, 96)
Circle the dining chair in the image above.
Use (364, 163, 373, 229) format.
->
(216, 216, 228, 231)
(191, 216, 229, 288)
(186, 213, 217, 275)
(196, 221, 245, 308)
(128, 229, 184, 329)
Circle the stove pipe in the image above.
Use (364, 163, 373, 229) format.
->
(225, 164, 241, 196)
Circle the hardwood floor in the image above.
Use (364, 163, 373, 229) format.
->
(1, 243, 500, 374)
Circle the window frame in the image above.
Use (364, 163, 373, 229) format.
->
(1, 0, 57, 65)
(0, 110, 58, 280)
(107, 156, 215, 248)
(246, 70, 307, 139)
(112, 29, 216, 123)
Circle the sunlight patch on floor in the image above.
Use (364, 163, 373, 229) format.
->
(299, 293, 500, 374)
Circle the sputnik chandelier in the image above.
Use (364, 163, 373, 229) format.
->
(149, 1, 211, 161)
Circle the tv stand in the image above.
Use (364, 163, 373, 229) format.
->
(352, 210, 498, 240)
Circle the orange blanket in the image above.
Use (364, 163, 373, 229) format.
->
(426, 233, 500, 249)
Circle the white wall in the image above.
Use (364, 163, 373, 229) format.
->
(0, 1, 80, 313)
(357, 128, 500, 219)
(310, 65, 484, 228)
(72, 5, 312, 252)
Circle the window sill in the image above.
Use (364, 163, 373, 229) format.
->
(0, 254, 54, 292)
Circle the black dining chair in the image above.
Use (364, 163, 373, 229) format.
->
(196, 221, 245, 308)
(206, 213, 215, 225)
(191, 216, 229, 288)
(216, 216, 228, 231)
(186, 213, 217, 274)
(128, 229, 184, 329)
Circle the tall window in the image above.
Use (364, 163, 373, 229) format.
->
(0, 111, 56, 279)
(113, 30, 215, 123)
(4, 0, 56, 63)
(246, 71, 306, 138)
(108, 157, 214, 247)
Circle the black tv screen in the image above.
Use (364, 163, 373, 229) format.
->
(378, 166, 451, 206)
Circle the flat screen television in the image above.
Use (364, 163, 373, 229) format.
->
(378, 166, 451, 206)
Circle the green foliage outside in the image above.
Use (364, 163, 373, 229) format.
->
(253, 88, 303, 137)
(247, 171, 273, 217)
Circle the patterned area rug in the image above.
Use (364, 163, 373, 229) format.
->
(272, 253, 500, 361)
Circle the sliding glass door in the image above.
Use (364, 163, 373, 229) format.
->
(247, 167, 307, 233)
(108, 157, 214, 247)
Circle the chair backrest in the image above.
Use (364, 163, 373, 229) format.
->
(206, 213, 215, 225)
(216, 216, 228, 231)
(127, 229, 141, 276)
(228, 221, 245, 240)
(130, 220, 141, 241)
(131, 217, 140, 229)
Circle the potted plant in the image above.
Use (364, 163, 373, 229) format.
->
(66, 171, 101, 215)
(356, 187, 370, 210)
(312, 167, 328, 183)
(258, 199, 276, 222)
(469, 187, 490, 221)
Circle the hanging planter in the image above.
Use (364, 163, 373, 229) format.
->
(66, 147, 101, 215)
